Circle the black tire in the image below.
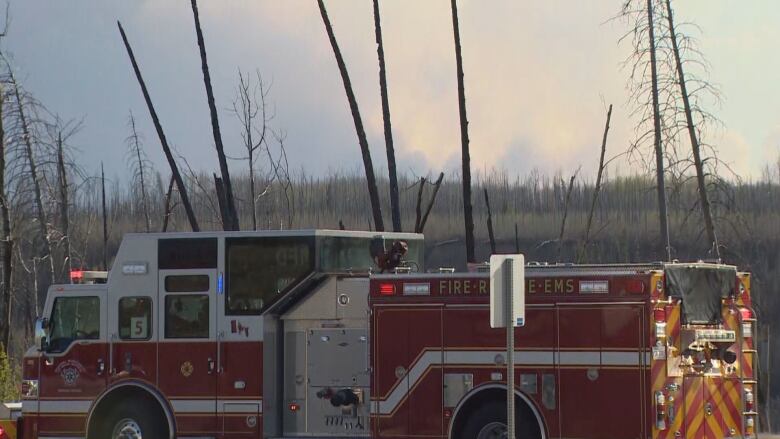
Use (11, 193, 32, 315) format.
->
(460, 401, 541, 439)
(99, 399, 168, 439)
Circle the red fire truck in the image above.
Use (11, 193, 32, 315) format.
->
(18, 230, 758, 439)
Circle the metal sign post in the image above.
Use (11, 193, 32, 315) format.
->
(490, 255, 525, 439)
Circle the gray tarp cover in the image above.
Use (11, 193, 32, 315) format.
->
(665, 265, 736, 324)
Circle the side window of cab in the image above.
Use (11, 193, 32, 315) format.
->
(119, 297, 152, 340)
(48, 296, 100, 353)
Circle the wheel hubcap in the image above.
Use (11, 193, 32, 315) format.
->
(477, 421, 507, 439)
(112, 418, 143, 439)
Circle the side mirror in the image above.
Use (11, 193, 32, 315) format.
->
(34, 317, 49, 352)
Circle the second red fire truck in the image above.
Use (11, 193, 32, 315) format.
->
(18, 230, 758, 439)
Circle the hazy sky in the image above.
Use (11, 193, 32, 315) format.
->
(5, 0, 780, 182)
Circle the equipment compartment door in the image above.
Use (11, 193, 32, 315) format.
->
(703, 377, 742, 439)
(373, 307, 410, 437)
(683, 376, 705, 439)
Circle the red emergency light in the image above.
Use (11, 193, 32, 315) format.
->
(379, 283, 396, 296)
(70, 270, 84, 281)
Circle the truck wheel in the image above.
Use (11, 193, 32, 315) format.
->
(460, 401, 540, 439)
(104, 401, 167, 439)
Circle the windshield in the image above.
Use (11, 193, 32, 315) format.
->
(48, 296, 100, 352)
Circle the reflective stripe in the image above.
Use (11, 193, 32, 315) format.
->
(558, 351, 600, 366)
(38, 399, 92, 414)
(376, 349, 644, 415)
(171, 399, 263, 414)
(26, 398, 262, 415)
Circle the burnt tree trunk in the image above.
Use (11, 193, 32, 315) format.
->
(578, 104, 612, 263)
(318, 0, 384, 232)
(162, 175, 175, 233)
(484, 189, 496, 254)
(213, 173, 229, 230)
(56, 131, 72, 282)
(557, 173, 577, 262)
(0, 86, 12, 352)
(451, 0, 475, 263)
(414, 177, 427, 233)
(11, 73, 52, 310)
(647, 0, 671, 261)
(101, 163, 108, 271)
(417, 172, 444, 233)
(118, 21, 200, 232)
(373, 0, 401, 232)
(190, 0, 239, 231)
(664, 0, 719, 259)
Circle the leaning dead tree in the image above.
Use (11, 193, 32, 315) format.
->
(450, 0, 475, 263)
(318, 0, 384, 232)
(8, 67, 53, 310)
(161, 175, 176, 233)
(484, 189, 496, 254)
(189, 0, 239, 231)
(372, 0, 401, 232)
(413, 172, 444, 233)
(578, 104, 613, 263)
(117, 21, 199, 232)
(663, 0, 719, 258)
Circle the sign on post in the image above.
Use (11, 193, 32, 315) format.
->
(490, 254, 525, 328)
(489, 254, 525, 439)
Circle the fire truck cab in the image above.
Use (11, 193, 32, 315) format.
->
(19, 230, 758, 439)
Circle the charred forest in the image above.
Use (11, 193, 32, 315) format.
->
(0, 0, 779, 428)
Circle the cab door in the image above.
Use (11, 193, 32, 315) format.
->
(157, 269, 218, 436)
(38, 290, 108, 437)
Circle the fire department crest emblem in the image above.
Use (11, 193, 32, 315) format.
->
(55, 360, 86, 386)
(180, 361, 194, 378)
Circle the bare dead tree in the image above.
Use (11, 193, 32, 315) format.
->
(213, 173, 228, 229)
(646, 0, 671, 261)
(578, 104, 613, 262)
(0, 3, 10, 351)
(100, 163, 108, 271)
(55, 129, 71, 282)
(414, 176, 427, 233)
(317, 0, 384, 232)
(268, 129, 295, 229)
(161, 175, 175, 232)
(484, 189, 496, 254)
(372, 0, 401, 232)
(450, 0, 475, 263)
(663, 0, 719, 259)
(557, 169, 580, 262)
(125, 111, 151, 232)
(415, 172, 444, 233)
(231, 69, 271, 231)
(117, 21, 199, 232)
(8, 67, 53, 308)
(514, 223, 520, 253)
(0, 82, 12, 352)
(618, 0, 672, 261)
(189, 0, 239, 231)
